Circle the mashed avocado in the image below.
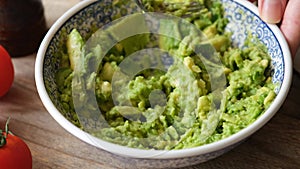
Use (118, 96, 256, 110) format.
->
(55, 0, 276, 150)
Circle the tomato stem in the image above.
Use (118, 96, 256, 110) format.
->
(0, 118, 11, 148)
(5, 117, 11, 137)
(0, 132, 6, 147)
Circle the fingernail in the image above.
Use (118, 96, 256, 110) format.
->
(260, 0, 283, 24)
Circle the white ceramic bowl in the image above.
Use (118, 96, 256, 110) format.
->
(35, 0, 292, 168)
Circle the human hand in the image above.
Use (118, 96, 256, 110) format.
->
(257, 0, 300, 58)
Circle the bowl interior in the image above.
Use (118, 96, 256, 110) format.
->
(39, 0, 290, 159)
(42, 0, 141, 115)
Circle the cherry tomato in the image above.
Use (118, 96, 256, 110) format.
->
(0, 45, 14, 97)
(0, 120, 32, 169)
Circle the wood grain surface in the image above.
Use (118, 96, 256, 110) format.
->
(0, 0, 299, 168)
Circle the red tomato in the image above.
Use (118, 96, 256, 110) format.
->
(0, 45, 14, 97)
(0, 132, 32, 169)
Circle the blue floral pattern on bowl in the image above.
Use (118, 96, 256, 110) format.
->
(43, 0, 141, 116)
(41, 0, 286, 168)
(222, 0, 284, 92)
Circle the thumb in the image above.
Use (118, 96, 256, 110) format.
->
(258, 0, 288, 24)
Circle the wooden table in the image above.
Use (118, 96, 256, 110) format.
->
(0, 0, 300, 168)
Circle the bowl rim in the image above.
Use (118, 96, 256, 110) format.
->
(35, 0, 293, 159)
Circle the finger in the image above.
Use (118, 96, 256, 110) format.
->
(280, 0, 300, 58)
(258, 0, 288, 24)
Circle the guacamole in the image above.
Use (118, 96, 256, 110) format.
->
(55, 0, 276, 150)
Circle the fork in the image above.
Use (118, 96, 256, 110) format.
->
(135, 0, 205, 18)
